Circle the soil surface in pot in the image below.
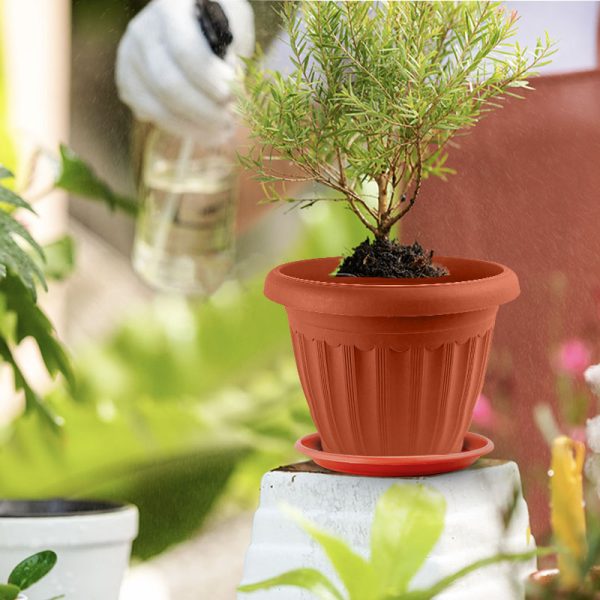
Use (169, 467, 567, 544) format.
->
(337, 238, 449, 278)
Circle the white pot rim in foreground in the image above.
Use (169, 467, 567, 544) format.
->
(0, 499, 138, 547)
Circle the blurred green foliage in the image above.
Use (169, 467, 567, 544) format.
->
(0, 170, 46, 298)
(0, 0, 358, 563)
(42, 236, 76, 282)
(0, 201, 365, 559)
(56, 145, 138, 216)
(240, 483, 539, 600)
(0, 168, 74, 430)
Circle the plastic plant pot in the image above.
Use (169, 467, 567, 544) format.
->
(0, 499, 138, 600)
(265, 256, 520, 457)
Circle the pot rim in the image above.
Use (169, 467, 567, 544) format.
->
(0, 499, 132, 518)
(0, 499, 138, 548)
(265, 256, 520, 317)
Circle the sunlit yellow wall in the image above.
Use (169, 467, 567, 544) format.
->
(0, 0, 17, 171)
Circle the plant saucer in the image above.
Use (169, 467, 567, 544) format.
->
(295, 431, 494, 477)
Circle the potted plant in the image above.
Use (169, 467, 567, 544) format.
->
(239, 2, 554, 466)
(0, 499, 138, 600)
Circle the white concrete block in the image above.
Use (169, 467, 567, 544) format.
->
(240, 460, 535, 600)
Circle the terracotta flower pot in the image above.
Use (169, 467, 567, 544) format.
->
(265, 256, 519, 456)
(0, 499, 138, 600)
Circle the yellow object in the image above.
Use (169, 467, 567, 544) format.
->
(0, 0, 17, 171)
(550, 436, 587, 589)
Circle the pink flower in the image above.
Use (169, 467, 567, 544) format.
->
(569, 426, 587, 445)
(473, 393, 494, 428)
(555, 339, 592, 376)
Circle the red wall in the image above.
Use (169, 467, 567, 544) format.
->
(402, 71, 600, 536)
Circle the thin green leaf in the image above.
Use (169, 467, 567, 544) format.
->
(0, 272, 73, 430)
(8, 550, 57, 590)
(239, 568, 344, 600)
(0, 273, 74, 389)
(287, 506, 378, 600)
(397, 548, 550, 600)
(0, 206, 46, 300)
(371, 484, 446, 597)
(55, 145, 138, 216)
(0, 166, 13, 180)
(0, 338, 64, 431)
(0, 185, 36, 212)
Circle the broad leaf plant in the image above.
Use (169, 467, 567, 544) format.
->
(0, 550, 61, 600)
(0, 168, 72, 429)
(240, 484, 539, 600)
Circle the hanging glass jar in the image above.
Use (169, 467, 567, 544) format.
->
(132, 128, 238, 296)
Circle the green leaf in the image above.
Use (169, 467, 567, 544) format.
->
(398, 549, 546, 600)
(0, 169, 46, 299)
(0, 166, 13, 179)
(287, 507, 378, 600)
(0, 584, 20, 600)
(55, 145, 138, 216)
(239, 568, 344, 600)
(370, 484, 446, 597)
(91, 446, 245, 560)
(0, 195, 46, 300)
(0, 339, 64, 430)
(0, 185, 36, 212)
(42, 235, 76, 281)
(8, 550, 57, 590)
(0, 273, 73, 428)
(0, 273, 73, 388)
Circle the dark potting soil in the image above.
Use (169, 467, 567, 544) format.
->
(337, 238, 449, 279)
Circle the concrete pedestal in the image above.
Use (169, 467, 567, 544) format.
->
(240, 460, 535, 599)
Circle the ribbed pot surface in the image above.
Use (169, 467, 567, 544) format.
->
(288, 308, 496, 455)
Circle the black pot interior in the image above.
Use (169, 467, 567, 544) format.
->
(0, 499, 126, 517)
